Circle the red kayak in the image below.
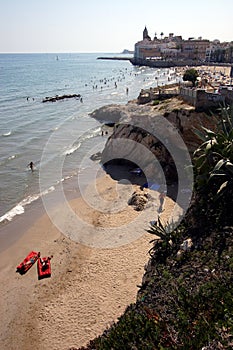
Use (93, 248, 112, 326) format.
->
(16, 251, 40, 275)
(37, 256, 52, 280)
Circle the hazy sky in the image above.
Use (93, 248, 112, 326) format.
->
(0, 0, 232, 53)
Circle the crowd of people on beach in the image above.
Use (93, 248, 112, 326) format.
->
(174, 65, 232, 90)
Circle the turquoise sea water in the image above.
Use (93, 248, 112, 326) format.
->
(0, 53, 179, 224)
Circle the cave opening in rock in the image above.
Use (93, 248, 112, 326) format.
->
(102, 159, 147, 187)
(102, 158, 179, 204)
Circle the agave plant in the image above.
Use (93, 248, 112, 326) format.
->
(209, 158, 233, 198)
(193, 105, 233, 194)
(147, 217, 181, 263)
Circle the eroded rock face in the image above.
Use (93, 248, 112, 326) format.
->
(165, 108, 217, 152)
(91, 98, 218, 182)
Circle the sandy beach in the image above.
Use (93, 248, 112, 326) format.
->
(175, 65, 232, 88)
(0, 170, 176, 350)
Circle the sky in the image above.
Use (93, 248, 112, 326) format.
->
(0, 0, 233, 53)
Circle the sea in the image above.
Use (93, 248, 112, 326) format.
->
(0, 52, 180, 231)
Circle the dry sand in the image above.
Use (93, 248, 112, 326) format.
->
(0, 173, 177, 350)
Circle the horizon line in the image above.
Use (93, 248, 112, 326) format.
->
(0, 50, 134, 55)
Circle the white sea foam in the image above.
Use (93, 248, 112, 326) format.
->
(8, 155, 16, 160)
(64, 142, 81, 156)
(0, 205, 25, 222)
(0, 186, 55, 223)
(41, 186, 55, 196)
(3, 131, 11, 136)
(0, 203, 26, 223)
(0, 167, 82, 224)
(63, 126, 101, 156)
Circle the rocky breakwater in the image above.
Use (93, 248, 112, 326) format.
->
(89, 97, 218, 185)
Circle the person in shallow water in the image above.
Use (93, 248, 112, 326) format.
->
(28, 161, 34, 172)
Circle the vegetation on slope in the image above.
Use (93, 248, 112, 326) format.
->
(183, 68, 199, 87)
(76, 105, 233, 350)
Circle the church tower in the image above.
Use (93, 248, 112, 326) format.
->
(143, 26, 151, 41)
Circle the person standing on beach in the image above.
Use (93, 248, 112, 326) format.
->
(158, 191, 166, 213)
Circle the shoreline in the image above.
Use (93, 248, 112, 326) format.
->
(0, 165, 177, 349)
(0, 172, 82, 253)
(0, 159, 107, 253)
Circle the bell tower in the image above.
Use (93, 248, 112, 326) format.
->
(143, 26, 151, 41)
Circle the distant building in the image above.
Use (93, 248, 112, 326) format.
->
(180, 38, 210, 61)
(133, 28, 232, 63)
(225, 44, 233, 63)
(134, 29, 182, 60)
(206, 41, 233, 63)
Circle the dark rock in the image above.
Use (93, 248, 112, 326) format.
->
(42, 94, 81, 103)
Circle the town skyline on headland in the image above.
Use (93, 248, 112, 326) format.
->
(133, 27, 233, 64)
(0, 0, 232, 53)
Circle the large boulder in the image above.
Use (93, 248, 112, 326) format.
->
(128, 189, 152, 211)
(89, 103, 153, 124)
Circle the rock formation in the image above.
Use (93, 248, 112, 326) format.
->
(42, 94, 81, 103)
(128, 189, 152, 211)
(90, 97, 218, 186)
(89, 102, 152, 124)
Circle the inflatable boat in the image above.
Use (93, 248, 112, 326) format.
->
(37, 256, 52, 280)
(16, 251, 40, 275)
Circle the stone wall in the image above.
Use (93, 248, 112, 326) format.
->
(130, 58, 231, 69)
(219, 87, 233, 105)
(180, 87, 197, 106)
(180, 87, 225, 111)
(195, 89, 225, 111)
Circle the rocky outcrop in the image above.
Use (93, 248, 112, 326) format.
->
(91, 97, 218, 182)
(42, 94, 81, 103)
(89, 102, 152, 124)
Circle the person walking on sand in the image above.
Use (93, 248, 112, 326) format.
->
(158, 191, 166, 213)
(28, 161, 34, 172)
